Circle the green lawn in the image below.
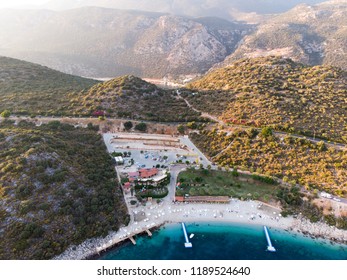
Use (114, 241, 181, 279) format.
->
(176, 169, 279, 202)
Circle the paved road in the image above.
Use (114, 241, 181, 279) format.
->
(179, 135, 212, 167)
(165, 164, 186, 202)
(7, 112, 346, 150)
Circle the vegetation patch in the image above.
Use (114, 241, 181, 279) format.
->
(190, 127, 347, 197)
(0, 56, 97, 117)
(72, 75, 202, 122)
(186, 56, 347, 143)
(177, 169, 278, 202)
(0, 120, 129, 259)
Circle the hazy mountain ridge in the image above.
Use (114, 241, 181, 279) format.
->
(0, 7, 251, 79)
(215, 1, 347, 70)
(43, 0, 327, 19)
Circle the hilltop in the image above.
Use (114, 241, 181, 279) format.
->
(186, 56, 347, 143)
(0, 120, 129, 259)
(72, 75, 202, 122)
(0, 57, 201, 121)
(0, 56, 98, 116)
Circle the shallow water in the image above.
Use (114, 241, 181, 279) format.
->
(99, 222, 347, 260)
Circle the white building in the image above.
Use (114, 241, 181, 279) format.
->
(114, 156, 124, 165)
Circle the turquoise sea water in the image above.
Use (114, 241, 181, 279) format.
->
(99, 222, 347, 260)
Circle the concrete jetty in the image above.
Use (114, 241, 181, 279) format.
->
(264, 226, 276, 252)
(129, 236, 136, 245)
(181, 222, 193, 248)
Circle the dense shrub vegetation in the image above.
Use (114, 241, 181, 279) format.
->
(71, 75, 202, 122)
(186, 57, 347, 143)
(0, 120, 128, 259)
(190, 127, 347, 197)
(0, 56, 98, 116)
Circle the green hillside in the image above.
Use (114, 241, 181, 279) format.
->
(71, 75, 202, 122)
(191, 127, 347, 197)
(0, 56, 98, 116)
(186, 56, 347, 143)
(0, 120, 129, 259)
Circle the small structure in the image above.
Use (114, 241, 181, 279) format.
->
(181, 223, 192, 248)
(264, 226, 276, 252)
(175, 196, 185, 202)
(123, 182, 131, 192)
(115, 156, 124, 165)
(320, 192, 332, 199)
(175, 196, 230, 204)
(128, 171, 140, 178)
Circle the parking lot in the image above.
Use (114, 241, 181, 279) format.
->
(103, 133, 207, 173)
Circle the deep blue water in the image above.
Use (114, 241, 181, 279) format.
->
(99, 222, 347, 260)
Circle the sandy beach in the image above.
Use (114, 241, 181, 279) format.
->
(53, 199, 347, 260)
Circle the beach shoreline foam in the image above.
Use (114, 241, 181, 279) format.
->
(53, 199, 347, 260)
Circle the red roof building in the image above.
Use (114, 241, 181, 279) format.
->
(124, 182, 131, 188)
(139, 168, 158, 179)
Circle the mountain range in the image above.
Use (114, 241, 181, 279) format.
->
(0, 7, 251, 79)
(215, 0, 347, 71)
(0, 1, 346, 78)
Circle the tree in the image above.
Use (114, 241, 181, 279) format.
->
(135, 122, 147, 132)
(177, 125, 185, 134)
(187, 121, 197, 129)
(124, 121, 133, 131)
(1, 110, 11, 118)
(232, 168, 239, 177)
(261, 126, 273, 138)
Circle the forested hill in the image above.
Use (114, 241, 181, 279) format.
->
(0, 120, 129, 259)
(0, 56, 98, 116)
(186, 56, 347, 143)
(71, 75, 202, 122)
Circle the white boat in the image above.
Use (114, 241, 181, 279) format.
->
(189, 234, 195, 239)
